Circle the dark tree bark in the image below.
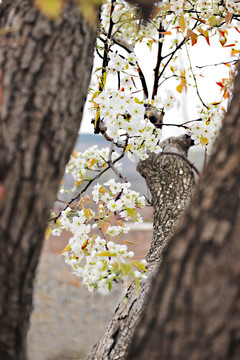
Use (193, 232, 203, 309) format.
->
(0, 1, 97, 359)
(87, 135, 196, 360)
(126, 68, 240, 360)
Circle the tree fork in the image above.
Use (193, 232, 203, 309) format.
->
(127, 66, 240, 360)
(87, 135, 195, 360)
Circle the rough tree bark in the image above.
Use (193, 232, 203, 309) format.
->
(0, 1, 97, 359)
(126, 68, 240, 360)
(87, 135, 196, 360)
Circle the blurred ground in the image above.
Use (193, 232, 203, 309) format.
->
(27, 222, 153, 360)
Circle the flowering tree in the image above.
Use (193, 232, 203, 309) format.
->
(1, 0, 240, 359)
(50, 0, 239, 296)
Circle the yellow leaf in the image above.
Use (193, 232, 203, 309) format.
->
(134, 98, 142, 104)
(72, 150, 78, 158)
(99, 187, 105, 194)
(34, 0, 65, 19)
(94, 109, 100, 128)
(125, 144, 132, 153)
(45, 227, 52, 240)
(88, 158, 97, 168)
(61, 244, 71, 255)
(97, 251, 115, 257)
(91, 90, 100, 101)
(75, 0, 100, 26)
(200, 135, 208, 147)
(148, 39, 154, 51)
(124, 240, 138, 245)
(84, 208, 92, 221)
(178, 13, 186, 32)
(74, 180, 83, 187)
(208, 15, 217, 27)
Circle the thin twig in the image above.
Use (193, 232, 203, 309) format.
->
(51, 150, 126, 222)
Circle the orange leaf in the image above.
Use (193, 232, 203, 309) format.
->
(198, 28, 210, 46)
(176, 83, 184, 93)
(231, 49, 240, 55)
(159, 31, 172, 35)
(117, 220, 125, 227)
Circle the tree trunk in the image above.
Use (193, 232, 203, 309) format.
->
(0, 2, 96, 359)
(126, 68, 240, 360)
(87, 135, 195, 360)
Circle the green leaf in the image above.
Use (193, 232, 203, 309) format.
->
(135, 276, 140, 294)
(126, 208, 136, 219)
(132, 260, 148, 272)
(120, 262, 132, 276)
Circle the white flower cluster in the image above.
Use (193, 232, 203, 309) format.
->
(190, 105, 223, 153)
(52, 180, 147, 294)
(65, 145, 121, 186)
(94, 89, 163, 161)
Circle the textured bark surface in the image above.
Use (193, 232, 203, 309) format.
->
(87, 135, 195, 360)
(127, 69, 240, 360)
(0, 2, 96, 359)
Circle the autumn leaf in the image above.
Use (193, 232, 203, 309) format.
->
(231, 49, 240, 56)
(198, 28, 210, 46)
(61, 244, 71, 255)
(200, 135, 208, 147)
(178, 13, 186, 32)
(34, 0, 65, 19)
(45, 227, 52, 240)
(186, 29, 198, 46)
(84, 208, 93, 221)
(100, 221, 110, 235)
(125, 144, 133, 153)
(126, 208, 136, 219)
(225, 11, 233, 25)
(81, 239, 89, 250)
(176, 83, 184, 93)
(97, 250, 114, 257)
(117, 220, 125, 227)
(72, 150, 78, 158)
